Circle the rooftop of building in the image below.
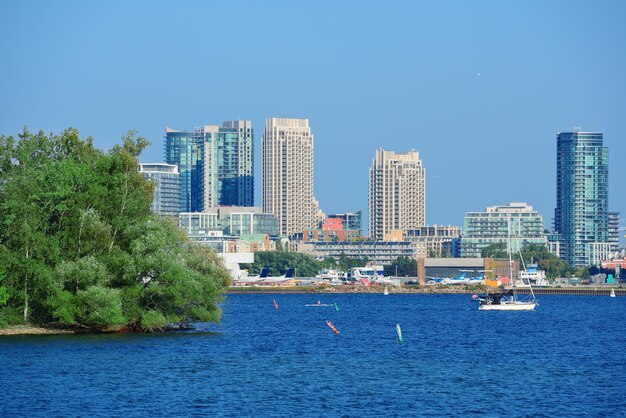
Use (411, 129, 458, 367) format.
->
(139, 163, 179, 174)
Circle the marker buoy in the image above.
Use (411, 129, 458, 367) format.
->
(326, 320, 340, 334)
(273, 300, 278, 310)
(396, 323, 403, 343)
(334, 302, 339, 311)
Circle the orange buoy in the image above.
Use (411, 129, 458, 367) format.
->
(326, 320, 340, 334)
(273, 300, 278, 310)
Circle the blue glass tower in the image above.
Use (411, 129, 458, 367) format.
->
(165, 121, 254, 212)
(554, 132, 609, 268)
(164, 128, 206, 212)
(211, 121, 254, 207)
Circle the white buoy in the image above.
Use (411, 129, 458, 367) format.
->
(396, 323, 403, 343)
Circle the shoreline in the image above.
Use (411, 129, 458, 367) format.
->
(226, 285, 625, 295)
(0, 325, 79, 336)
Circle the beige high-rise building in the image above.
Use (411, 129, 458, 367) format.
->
(262, 117, 324, 236)
(369, 149, 426, 241)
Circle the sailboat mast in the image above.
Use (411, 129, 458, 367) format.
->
(507, 213, 522, 302)
(507, 215, 513, 290)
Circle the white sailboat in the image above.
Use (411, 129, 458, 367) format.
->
(610, 288, 616, 298)
(478, 216, 537, 311)
(383, 285, 389, 295)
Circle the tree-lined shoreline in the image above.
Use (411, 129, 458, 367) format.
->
(0, 128, 229, 332)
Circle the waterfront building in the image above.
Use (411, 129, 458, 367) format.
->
(232, 234, 274, 253)
(291, 240, 415, 266)
(217, 206, 279, 237)
(404, 225, 462, 258)
(460, 202, 547, 258)
(547, 232, 564, 259)
(554, 132, 609, 268)
(293, 217, 361, 242)
(369, 149, 426, 241)
(139, 163, 180, 216)
(165, 121, 254, 212)
(588, 242, 613, 266)
(206, 121, 254, 207)
(262, 117, 324, 236)
(178, 207, 279, 238)
(608, 212, 620, 253)
(426, 258, 486, 281)
(165, 127, 207, 212)
(178, 211, 220, 237)
(327, 211, 362, 233)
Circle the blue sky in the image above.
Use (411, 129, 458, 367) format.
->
(1, 1, 624, 233)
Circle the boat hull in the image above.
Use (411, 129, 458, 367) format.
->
(479, 302, 536, 311)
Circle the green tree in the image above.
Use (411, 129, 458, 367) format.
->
(481, 243, 508, 259)
(0, 128, 228, 331)
(337, 252, 369, 272)
(240, 251, 322, 277)
(384, 256, 417, 277)
(320, 257, 337, 269)
(481, 242, 572, 279)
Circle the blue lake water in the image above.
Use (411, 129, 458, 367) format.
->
(2, 294, 626, 417)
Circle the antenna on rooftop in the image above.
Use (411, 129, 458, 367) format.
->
(573, 126, 582, 132)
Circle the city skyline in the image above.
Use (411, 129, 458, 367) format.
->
(1, 2, 624, 230)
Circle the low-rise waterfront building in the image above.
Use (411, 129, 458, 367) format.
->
(425, 258, 485, 280)
(404, 225, 462, 257)
(292, 217, 361, 242)
(230, 233, 274, 253)
(179, 207, 279, 239)
(460, 202, 547, 258)
(291, 240, 415, 265)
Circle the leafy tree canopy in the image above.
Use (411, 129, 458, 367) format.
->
(481, 242, 572, 279)
(0, 128, 229, 330)
(384, 256, 416, 277)
(240, 251, 321, 277)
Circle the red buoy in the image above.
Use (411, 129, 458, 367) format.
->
(326, 320, 339, 334)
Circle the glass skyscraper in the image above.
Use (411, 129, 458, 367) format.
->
(165, 128, 206, 212)
(209, 121, 254, 207)
(554, 132, 609, 268)
(165, 121, 254, 212)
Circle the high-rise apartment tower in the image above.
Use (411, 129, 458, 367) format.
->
(262, 117, 323, 236)
(165, 121, 254, 212)
(369, 149, 426, 241)
(554, 132, 609, 267)
(164, 127, 206, 212)
(139, 163, 180, 216)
